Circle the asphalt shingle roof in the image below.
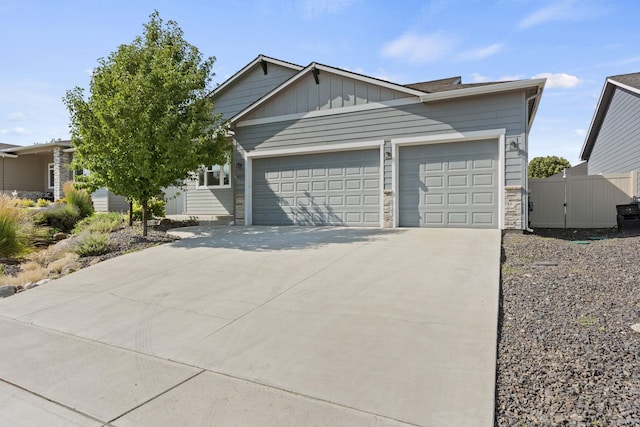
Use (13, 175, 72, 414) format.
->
(403, 77, 513, 94)
(609, 72, 640, 91)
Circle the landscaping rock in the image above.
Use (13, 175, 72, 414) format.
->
(53, 232, 69, 241)
(61, 262, 82, 275)
(0, 285, 15, 298)
(497, 230, 640, 426)
(89, 258, 101, 266)
(24, 282, 38, 290)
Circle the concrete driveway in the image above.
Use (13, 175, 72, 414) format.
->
(0, 226, 501, 426)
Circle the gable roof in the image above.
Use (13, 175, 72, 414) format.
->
(226, 56, 545, 126)
(210, 54, 303, 98)
(580, 72, 640, 161)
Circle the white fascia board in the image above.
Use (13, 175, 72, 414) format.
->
(211, 55, 303, 98)
(63, 147, 76, 153)
(312, 64, 427, 98)
(236, 97, 422, 128)
(608, 77, 640, 96)
(0, 152, 18, 158)
(246, 140, 384, 159)
(419, 79, 546, 103)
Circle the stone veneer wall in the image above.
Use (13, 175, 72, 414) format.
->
(383, 190, 393, 228)
(234, 195, 245, 225)
(504, 186, 523, 230)
(53, 147, 73, 201)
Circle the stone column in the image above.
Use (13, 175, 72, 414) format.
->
(504, 186, 523, 230)
(234, 195, 245, 226)
(53, 147, 72, 201)
(383, 190, 393, 228)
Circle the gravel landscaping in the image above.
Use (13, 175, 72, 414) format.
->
(497, 229, 640, 426)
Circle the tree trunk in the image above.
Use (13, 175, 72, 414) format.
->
(142, 199, 148, 237)
(128, 200, 133, 226)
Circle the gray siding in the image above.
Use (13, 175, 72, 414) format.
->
(588, 87, 640, 191)
(247, 74, 411, 120)
(213, 64, 299, 120)
(108, 192, 129, 212)
(236, 91, 526, 193)
(91, 188, 109, 212)
(183, 179, 234, 215)
(0, 154, 49, 193)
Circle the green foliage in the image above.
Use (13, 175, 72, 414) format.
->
(132, 197, 165, 220)
(18, 198, 36, 208)
(37, 198, 51, 207)
(37, 203, 82, 233)
(74, 232, 110, 257)
(0, 196, 29, 258)
(73, 213, 125, 235)
(63, 182, 94, 218)
(528, 156, 571, 179)
(64, 11, 230, 235)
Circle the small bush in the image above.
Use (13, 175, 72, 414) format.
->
(74, 232, 110, 257)
(63, 181, 94, 218)
(73, 213, 125, 235)
(18, 198, 36, 208)
(38, 203, 81, 233)
(132, 197, 165, 220)
(0, 196, 29, 258)
(47, 252, 80, 274)
(37, 198, 50, 207)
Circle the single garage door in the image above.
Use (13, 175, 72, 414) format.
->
(398, 140, 498, 228)
(252, 149, 380, 226)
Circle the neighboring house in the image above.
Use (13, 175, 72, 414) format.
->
(548, 161, 588, 178)
(0, 140, 127, 212)
(186, 54, 544, 229)
(580, 72, 640, 193)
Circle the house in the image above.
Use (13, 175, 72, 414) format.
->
(580, 72, 640, 192)
(0, 140, 128, 212)
(180, 55, 545, 229)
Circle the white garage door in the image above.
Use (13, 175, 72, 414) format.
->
(398, 140, 499, 228)
(252, 150, 380, 226)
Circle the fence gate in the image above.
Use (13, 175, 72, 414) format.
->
(529, 172, 638, 228)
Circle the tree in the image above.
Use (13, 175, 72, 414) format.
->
(528, 156, 571, 179)
(64, 11, 230, 236)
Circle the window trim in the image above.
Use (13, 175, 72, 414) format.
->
(47, 163, 55, 189)
(196, 163, 231, 189)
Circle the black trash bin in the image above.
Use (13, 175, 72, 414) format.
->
(616, 203, 640, 234)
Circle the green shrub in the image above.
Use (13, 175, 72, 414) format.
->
(0, 196, 29, 258)
(132, 197, 165, 220)
(73, 213, 125, 235)
(18, 198, 36, 208)
(37, 198, 51, 207)
(74, 232, 110, 257)
(38, 203, 81, 233)
(63, 182, 94, 218)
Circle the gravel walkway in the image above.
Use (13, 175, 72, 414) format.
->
(497, 229, 640, 426)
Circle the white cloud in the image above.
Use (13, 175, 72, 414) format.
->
(518, 0, 576, 29)
(380, 32, 454, 64)
(532, 72, 583, 88)
(457, 43, 504, 61)
(7, 112, 27, 121)
(301, 0, 356, 18)
(470, 73, 489, 83)
(574, 129, 586, 136)
(0, 127, 31, 136)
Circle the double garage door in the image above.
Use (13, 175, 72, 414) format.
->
(251, 140, 498, 228)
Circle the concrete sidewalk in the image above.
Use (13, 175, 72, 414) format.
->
(0, 226, 501, 426)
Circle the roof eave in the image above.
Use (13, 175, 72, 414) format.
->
(579, 79, 617, 161)
(419, 78, 547, 103)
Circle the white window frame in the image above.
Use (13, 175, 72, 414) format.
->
(47, 163, 55, 189)
(196, 163, 231, 188)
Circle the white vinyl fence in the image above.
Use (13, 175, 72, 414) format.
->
(529, 172, 638, 228)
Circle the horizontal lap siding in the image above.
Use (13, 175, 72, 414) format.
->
(588, 88, 640, 184)
(183, 180, 233, 215)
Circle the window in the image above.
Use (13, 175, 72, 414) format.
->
(48, 163, 54, 189)
(197, 163, 230, 188)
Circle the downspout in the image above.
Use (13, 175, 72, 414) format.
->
(524, 90, 541, 232)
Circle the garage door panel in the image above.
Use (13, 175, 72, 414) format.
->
(253, 150, 380, 226)
(399, 140, 498, 229)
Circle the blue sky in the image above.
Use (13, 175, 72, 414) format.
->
(1, 0, 638, 165)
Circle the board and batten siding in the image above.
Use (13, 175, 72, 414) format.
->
(245, 74, 411, 120)
(235, 91, 526, 194)
(587, 87, 640, 192)
(183, 179, 234, 216)
(213, 64, 300, 120)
